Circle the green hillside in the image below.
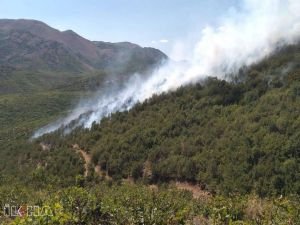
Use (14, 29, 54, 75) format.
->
(36, 43, 300, 197)
(0, 43, 300, 224)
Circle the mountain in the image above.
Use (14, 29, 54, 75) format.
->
(38, 42, 300, 196)
(0, 30, 299, 224)
(93, 41, 168, 73)
(0, 19, 167, 94)
(0, 19, 167, 73)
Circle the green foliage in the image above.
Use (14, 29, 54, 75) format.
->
(1, 42, 300, 224)
(54, 73, 300, 196)
(0, 183, 298, 224)
(0, 90, 86, 181)
(31, 43, 300, 197)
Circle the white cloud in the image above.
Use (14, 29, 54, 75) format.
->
(159, 39, 169, 43)
(151, 39, 169, 45)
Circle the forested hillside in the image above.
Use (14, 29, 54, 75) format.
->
(39, 43, 300, 196)
(1, 42, 300, 224)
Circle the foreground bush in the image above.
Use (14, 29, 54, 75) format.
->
(0, 182, 297, 225)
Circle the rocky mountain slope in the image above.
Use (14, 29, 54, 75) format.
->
(0, 19, 167, 72)
(0, 19, 167, 93)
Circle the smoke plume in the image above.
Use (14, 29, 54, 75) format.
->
(32, 0, 300, 138)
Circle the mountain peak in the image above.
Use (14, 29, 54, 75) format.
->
(0, 19, 167, 74)
(0, 19, 56, 33)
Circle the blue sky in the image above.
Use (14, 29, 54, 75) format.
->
(0, 0, 240, 55)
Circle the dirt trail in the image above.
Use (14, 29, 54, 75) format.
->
(175, 182, 211, 201)
(72, 144, 103, 177)
(72, 144, 210, 200)
(40, 142, 51, 151)
(79, 149, 91, 177)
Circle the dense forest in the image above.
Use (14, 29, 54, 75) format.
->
(0, 43, 300, 224)
(40, 43, 300, 196)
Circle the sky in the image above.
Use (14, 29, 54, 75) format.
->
(0, 0, 240, 56)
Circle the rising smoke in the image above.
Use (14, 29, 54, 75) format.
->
(32, 0, 300, 138)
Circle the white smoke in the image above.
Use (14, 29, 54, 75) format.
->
(32, 0, 300, 138)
